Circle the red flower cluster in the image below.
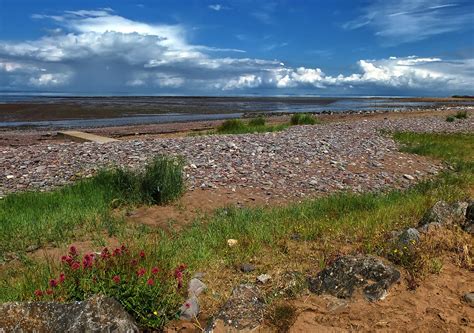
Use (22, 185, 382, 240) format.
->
(174, 264, 187, 289)
(34, 244, 183, 300)
(136, 267, 146, 277)
(82, 254, 94, 269)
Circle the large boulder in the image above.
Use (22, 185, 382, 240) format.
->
(308, 255, 400, 302)
(0, 295, 138, 332)
(206, 284, 265, 332)
(419, 200, 468, 229)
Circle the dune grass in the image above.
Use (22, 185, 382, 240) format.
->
(1, 132, 472, 329)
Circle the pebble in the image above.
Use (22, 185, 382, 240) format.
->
(256, 274, 271, 284)
(239, 263, 256, 273)
(463, 293, 474, 307)
(227, 239, 238, 247)
(403, 174, 415, 180)
(1, 116, 472, 199)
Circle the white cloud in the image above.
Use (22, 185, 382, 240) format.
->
(208, 4, 223, 11)
(0, 9, 472, 94)
(344, 0, 474, 44)
(29, 73, 71, 86)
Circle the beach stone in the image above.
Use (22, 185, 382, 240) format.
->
(0, 294, 138, 332)
(463, 293, 474, 307)
(308, 255, 400, 302)
(188, 278, 207, 297)
(206, 284, 265, 332)
(239, 263, 256, 273)
(179, 296, 200, 321)
(403, 174, 414, 180)
(256, 274, 271, 284)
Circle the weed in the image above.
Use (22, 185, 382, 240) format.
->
(429, 258, 443, 274)
(446, 115, 455, 122)
(267, 303, 297, 333)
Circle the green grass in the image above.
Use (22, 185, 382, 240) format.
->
(290, 113, 319, 125)
(455, 110, 468, 119)
(1, 132, 473, 329)
(0, 155, 184, 255)
(393, 132, 474, 166)
(214, 118, 288, 135)
(446, 110, 468, 122)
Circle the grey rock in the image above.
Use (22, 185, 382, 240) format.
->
(188, 278, 207, 297)
(0, 294, 138, 332)
(180, 296, 200, 321)
(308, 255, 400, 302)
(397, 228, 420, 245)
(206, 284, 265, 332)
(462, 201, 474, 234)
(419, 200, 466, 227)
(463, 292, 474, 307)
(239, 263, 256, 273)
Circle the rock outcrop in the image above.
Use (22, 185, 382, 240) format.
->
(0, 295, 139, 332)
(308, 255, 400, 302)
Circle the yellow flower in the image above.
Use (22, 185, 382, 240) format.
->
(153, 311, 158, 316)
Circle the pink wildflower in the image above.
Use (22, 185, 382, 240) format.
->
(69, 245, 78, 257)
(151, 267, 159, 275)
(49, 279, 58, 288)
(112, 275, 121, 284)
(147, 278, 154, 286)
(59, 273, 66, 283)
(136, 268, 146, 277)
(34, 289, 43, 297)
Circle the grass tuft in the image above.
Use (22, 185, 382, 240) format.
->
(290, 113, 319, 125)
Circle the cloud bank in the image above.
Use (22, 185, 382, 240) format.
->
(0, 9, 472, 94)
(344, 0, 474, 44)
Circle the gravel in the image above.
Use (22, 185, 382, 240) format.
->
(1, 115, 472, 199)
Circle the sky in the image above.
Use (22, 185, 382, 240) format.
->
(0, 0, 473, 96)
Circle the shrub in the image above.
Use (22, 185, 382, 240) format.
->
(454, 110, 468, 119)
(248, 116, 266, 126)
(33, 245, 187, 329)
(290, 113, 317, 125)
(217, 119, 245, 133)
(446, 115, 455, 122)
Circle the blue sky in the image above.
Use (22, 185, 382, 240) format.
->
(0, 0, 473, 95)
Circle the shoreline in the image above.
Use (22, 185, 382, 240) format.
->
(0, 105, 472, 147)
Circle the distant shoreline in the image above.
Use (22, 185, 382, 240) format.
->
(0, 96, 473, 130)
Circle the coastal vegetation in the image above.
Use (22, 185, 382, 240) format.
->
(446, 110, 468, 122)
(0, 131, 473, 329)
(290, 113, 318, 125)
